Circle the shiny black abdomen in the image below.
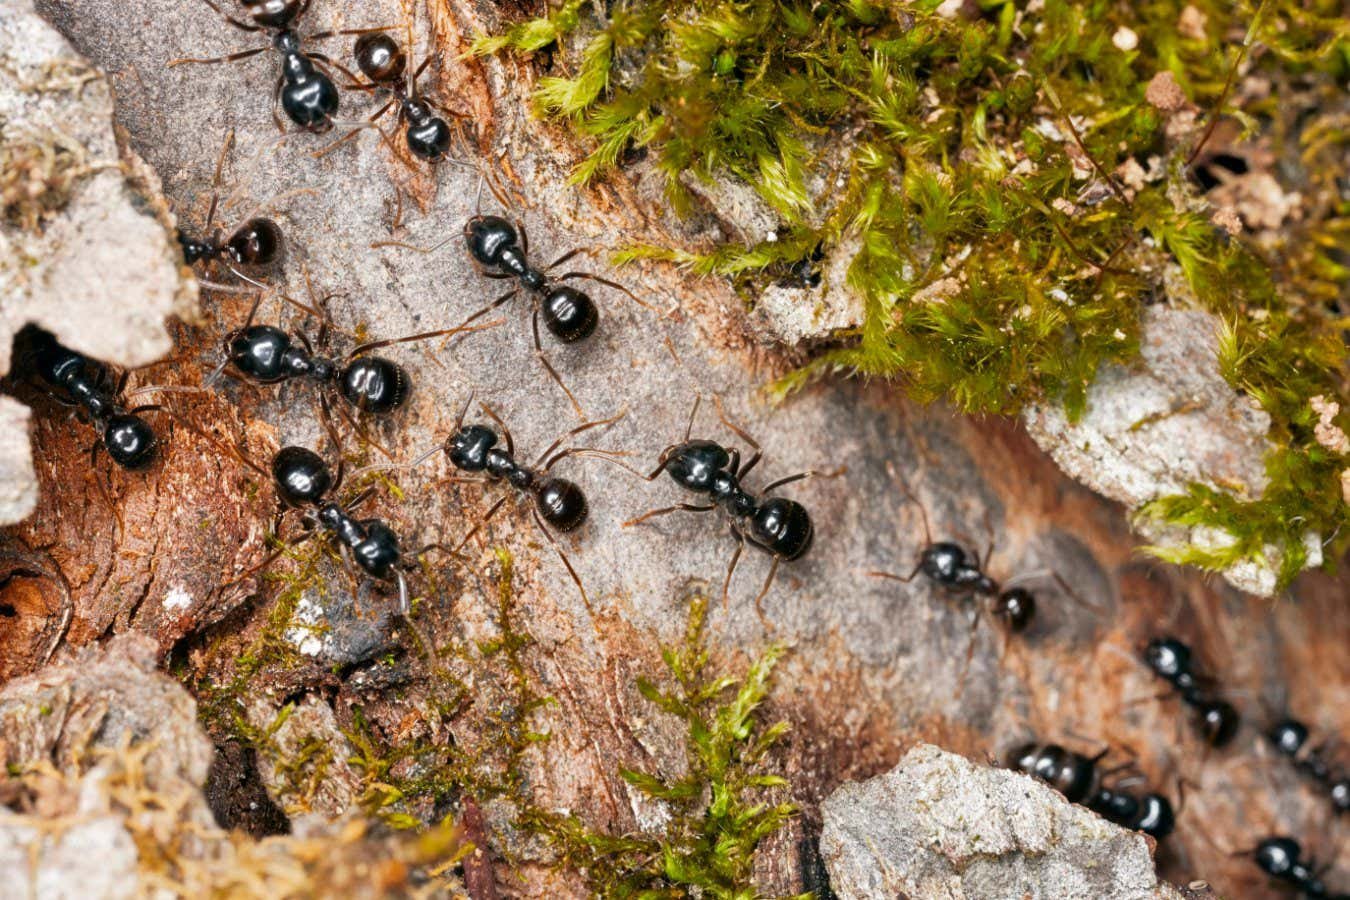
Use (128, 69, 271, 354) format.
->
(104, 414, 156, 468)
(339, 357, 407, 413)
(541, 286, 598, 342)
(749, 497, 812, 560)
(536, 477, 587, 532)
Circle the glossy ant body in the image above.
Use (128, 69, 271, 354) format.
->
(170, 0, 372, 132)
(868, 463, 1092, 662)
(1007, 741, 1176, 839)
(1142, 636, 1240, 747)
(376, 191, 657, 416)
(624, 397, 818, 620)
(319, 31, 453, 162)
(1268, 718, 1349, 816)
(410, 399, 625, 609)
(177, 131, 285, 282)
(1253, 837, 1347, 899)
(23, 328, 160, 468)
(216, 292, 490, 428)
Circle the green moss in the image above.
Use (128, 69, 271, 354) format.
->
(521, 589, 802, 899)
(478, 0, 1350, 587)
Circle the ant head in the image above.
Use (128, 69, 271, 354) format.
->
(465, 215, 519, 267)
(1197, 699, 1241, 747)
(406, 115, 452, 162)
(1005, 741, 1040, 772)
(272, 446, 332, 507)
(1253, 836, 1302, 877)
(27, 327, 82, 388)
(104, 414, 156, 469)
(996, 587, 1035, 632)
(229, 325, 293, 382)
(541, 285, 599, 343)
(749, 497, 813, 561)
(447, 424, 497, 472)
(354, 32, 405, 83)
(242, 0, 302, 28)
(339, 357, 408, 414)
(1267, 718, 1309, 756)
(227, 218, 283, 267)
(661, 440, 730, 492)
(536, 477, 588, 532)
(1142, 635, 1191, 678)
(919, 541, 970, 584)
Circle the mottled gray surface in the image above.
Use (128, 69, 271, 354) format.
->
(1024, 306, 1316, 595)
(821, 743, 1183, 900)
(0, 396, 35, 522)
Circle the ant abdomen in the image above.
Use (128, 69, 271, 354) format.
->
(227, 218, 283, 266)
(995, 587, 1035, 632)
(541, 285, 598, 342)
(273, 446, 333, 507)
(338, 357, 408, 413)
(749, 497, 813, 560)
(537, 477, 588, 532)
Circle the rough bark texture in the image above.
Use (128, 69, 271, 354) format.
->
(0, 0, 1346, 898)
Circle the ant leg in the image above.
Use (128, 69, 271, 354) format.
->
(192, 0, 262, 31)
(713, 395, 762, 478)
(867, 565, 923, 583)
(752, 555, 782, 630)
(168, 44, 267, 68)
(200, 128, 234, 233)
(312, 102, 394, 159)
(556, 270, 660, 314)
(762, 468, 844, 494)
(453, 496, 508, 555)
(478, 403, 515, 457)
(955, 603, 984, 698)
(532, 307, 585, 419)
(885, 459, 933, 547)
(348, 317, 501, 358)
(270, 75, 286, 133)
(306, 51, 364, 86)
(623, 503, 715, 528)
(721, 533, 745, 612)
(535, 410, 627, 469)
(532, 509, 594, 617)
(683, 394, 701, 441)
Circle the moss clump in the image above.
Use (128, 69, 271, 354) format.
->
(477, 0, 1350, 587)
(522, 590, 801, 899)
(0, 128, 108, 232)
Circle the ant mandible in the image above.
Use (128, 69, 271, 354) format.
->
(1006, 740, 1177, 840)
(624, 396, 821, 623)
(1142, 636, 1241, 747)
(169, 0, 377, 132)
(375, 177, 660, 417)
(409, 397, 627, 610)
(868, 461, 1094, 663)
(315, 26, 455, 162)
(22, 327, 162, 469)
(1267, 717, 1349, 817)
(1252, 836, 1346, 899)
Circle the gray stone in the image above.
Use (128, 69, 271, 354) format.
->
(820, 743, 1184, 900)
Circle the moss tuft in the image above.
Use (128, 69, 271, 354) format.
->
(479, 0, 1350, 587)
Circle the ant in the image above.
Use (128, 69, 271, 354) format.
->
(214, 290, 493, 441)
(623, 396, 820, 622)
(1252, 836, 1346, 899)
(169, 0, 377, 132)
(1142, 636, 1240, 747)
(316, 28, 455, 162)
(375, 178, 659, 416)
(1006, 740, 1177, 839)
(21, 327, 161, 469)
(1268, 718, 1349, 817)
(868, 462, 1094, 664)
(177, 131, 287, 286)
(408, 398, 626, 610)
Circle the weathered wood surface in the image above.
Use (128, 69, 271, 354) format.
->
(2, 0, 1346, 895)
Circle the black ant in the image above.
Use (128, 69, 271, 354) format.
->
(1252, 836, 1346, 899)
(868, 462, 1093, 663)
(169, 0, 376, 132)
(375, 180, 659, 416)
(21, 327, 161, 469)
(408, 398, 626, 610)
(316, 29, 455, 162)
(1268, 718, 1349, 817)
(1006, 741, 1177, 839)
(214, 290, 493, 441)
(177, 131, 287, 286)
(623, 396, 820, 622)
(1142, 636, 1240, 747)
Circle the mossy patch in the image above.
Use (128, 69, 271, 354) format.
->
(477, 0, 1350, 588)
